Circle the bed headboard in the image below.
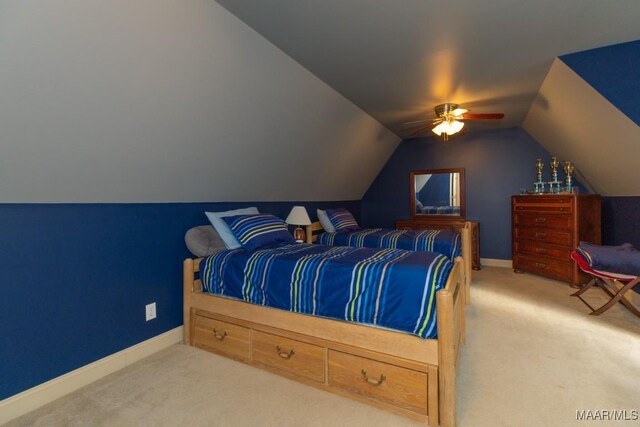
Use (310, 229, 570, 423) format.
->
(305, 222, 324, 243)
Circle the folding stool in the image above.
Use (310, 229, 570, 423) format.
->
(570, 251, 640, 318)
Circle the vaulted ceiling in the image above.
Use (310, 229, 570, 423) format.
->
(215, 0, 640, 137)
(2, 1, 638, 203)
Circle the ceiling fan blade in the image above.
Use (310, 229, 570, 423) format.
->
(407, 124, 435, 137)
(460, 113, 505, 120)
(400, 118, 442, 129)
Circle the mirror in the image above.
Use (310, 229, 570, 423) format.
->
(410, 168, 465, 219)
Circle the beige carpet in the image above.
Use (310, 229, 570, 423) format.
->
(7, 267, 640, 427)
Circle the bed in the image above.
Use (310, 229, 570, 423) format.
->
(418, 206, 460, 215)
(307, 221, 473, 304)
(184, 234, 467, 426)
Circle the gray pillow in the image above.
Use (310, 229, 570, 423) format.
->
(185, 225, 226, 257)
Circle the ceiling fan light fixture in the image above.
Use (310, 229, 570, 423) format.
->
(449, 120, 464, 134)
(404, 102, 503, 139)
(432, 119, 464, 137)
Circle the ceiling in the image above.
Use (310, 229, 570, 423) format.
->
(215, 0, 640, 137)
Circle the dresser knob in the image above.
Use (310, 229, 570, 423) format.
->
(535, 232, 547, 239)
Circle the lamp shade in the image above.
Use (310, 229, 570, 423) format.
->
(285, 206, 311, 226)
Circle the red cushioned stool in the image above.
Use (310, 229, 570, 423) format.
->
(570, 251, 640, 318)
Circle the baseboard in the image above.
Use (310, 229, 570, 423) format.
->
(0, 326, 183, 425)
(481, 258, 513, 268)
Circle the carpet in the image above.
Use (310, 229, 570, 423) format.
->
(7, 267, 640, 426)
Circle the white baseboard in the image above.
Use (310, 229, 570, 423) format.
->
(481, 258, 513, 268)
(0, 326, 183, 425)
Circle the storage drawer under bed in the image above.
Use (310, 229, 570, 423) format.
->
(192, 315, 251, 361)
(328, 350, 428, 414)
(252, 330, 325, 383)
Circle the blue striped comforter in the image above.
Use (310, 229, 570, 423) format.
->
(200, 244, 452, 338)
(317, 228, 461, 260)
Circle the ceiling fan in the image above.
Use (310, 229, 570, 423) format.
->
(404, 103, 505, 141)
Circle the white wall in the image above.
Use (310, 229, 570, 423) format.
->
(523, 58, 640, 196)
(0, 0, 399, 203)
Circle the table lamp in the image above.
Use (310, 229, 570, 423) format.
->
(285, 206, 311, 243)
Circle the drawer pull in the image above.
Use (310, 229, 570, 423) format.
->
(212, 328, 228, 341)
(361, 369, 386, 386)
(535, 217, 547, 223)
(535, 247, 547, 254)
(276, 345, 295, 360)
(535, 232, 547, 239)
(535, 262, 547, 269)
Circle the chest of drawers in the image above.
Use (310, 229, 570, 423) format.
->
(511, 194, 601, 286)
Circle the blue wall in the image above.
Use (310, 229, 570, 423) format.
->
(561, 40, 640, 126)
(361, 127, 558, 260)
(603, 197, 640, 294)
(602, 197, 640, 248)
(0, 200, 359, 400)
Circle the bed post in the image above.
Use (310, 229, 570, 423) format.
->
(436, 258, 464, 427)
(183, 258, 194, 345)
(305, 224, 314, 243)
(305, 222, 323, 244)
(461, 223, 472, 305)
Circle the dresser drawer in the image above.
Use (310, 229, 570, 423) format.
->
(514, 227, 572, 246)
(514, 213, 573, 230)
(252, 330, 325, 383)
(514, 254, 573, 282)
(514, 240, 572, 262)
(328, 350, 428, 414)
(193, 315, 250, 360)
(513, 196, 573, 214)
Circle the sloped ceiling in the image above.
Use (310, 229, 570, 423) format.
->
(0, 0, 398, 203)
(215, 0, 640, 137)
(2, 1, 639, 203)
(523, 58, 640, 196)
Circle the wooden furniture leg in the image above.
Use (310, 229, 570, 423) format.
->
(572, 276, 640, 318)
(590, 278, 640, 317)
(570, 278, 599, 297)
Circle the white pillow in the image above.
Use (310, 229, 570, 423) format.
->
(317, 209, 336, 233)
(205, 207, 259, 249)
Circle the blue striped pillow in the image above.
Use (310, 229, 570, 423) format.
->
(222, 214, 295, 252)
(325, 208, 360, 232)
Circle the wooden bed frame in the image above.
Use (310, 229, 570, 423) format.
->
(183, 253, 466, 426)
(306, 221, 473, 305)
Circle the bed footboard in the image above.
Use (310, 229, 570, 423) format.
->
(183, 256, 465, 427)
(436, 257, 465, 426)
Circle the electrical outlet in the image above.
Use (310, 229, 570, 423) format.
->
(145, 302, 156, 321)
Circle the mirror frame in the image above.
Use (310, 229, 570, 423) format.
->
(410, 168, 466, 220)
